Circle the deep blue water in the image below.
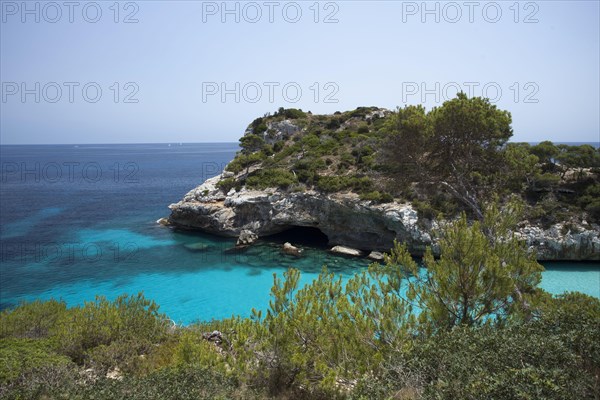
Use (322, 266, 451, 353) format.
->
(1, 143, 599, 324)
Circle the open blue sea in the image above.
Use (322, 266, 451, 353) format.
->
(1, 143, 599, 324)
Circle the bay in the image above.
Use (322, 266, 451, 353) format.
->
(1, 143, 598, 324)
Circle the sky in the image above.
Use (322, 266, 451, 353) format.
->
(0, 0, 599, 144)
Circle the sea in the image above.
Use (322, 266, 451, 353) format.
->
(1, 143, 599, 324)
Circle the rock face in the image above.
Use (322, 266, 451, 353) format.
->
(517, 223, 600, 261)
(168, 174, 600, 261)
(169, 174, 432, 254)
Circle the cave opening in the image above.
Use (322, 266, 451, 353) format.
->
(266, 226, 330, 248)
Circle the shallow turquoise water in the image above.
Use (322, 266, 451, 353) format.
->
(538, 262, 600, 298)
(3, 225, 598, 324)
(1, 144, 598, 324)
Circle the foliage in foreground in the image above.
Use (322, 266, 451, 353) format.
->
(1, 205, 598, 399)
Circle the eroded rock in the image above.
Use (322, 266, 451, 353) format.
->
(237, 229, 258, 246)
(368, 251, 385, 261)
(331, 246, 363, 257)
(283, 242, 303, 257)
(156, 217, 170, 226)
(168, 177, 600, 261)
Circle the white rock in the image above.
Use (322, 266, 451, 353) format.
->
(156, 217, 170, 226)
(367, 251, 384, 261)
(237, 230, 258, 246)
(106, 367, 123, 381)
(283, 242, 303, 257)
(331, 246, 363, 257)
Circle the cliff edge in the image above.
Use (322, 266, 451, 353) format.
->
(167, 106, 600, 261)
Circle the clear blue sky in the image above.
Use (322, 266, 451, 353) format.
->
(1, 0, 599, 144)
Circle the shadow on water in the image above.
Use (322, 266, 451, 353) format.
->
(541, 261, 600, 272)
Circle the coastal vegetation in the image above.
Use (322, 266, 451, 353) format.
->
(2, 204, 599, 399)
(225, 96, 600, 226)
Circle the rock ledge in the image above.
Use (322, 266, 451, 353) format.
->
(167, 174, 600, 261)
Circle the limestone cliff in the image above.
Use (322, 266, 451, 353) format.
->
(167, 107, 600, 261)
(168, 173, 600, 261)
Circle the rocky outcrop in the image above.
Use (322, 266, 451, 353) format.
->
(167, 174, 600, 261)
(169, 174, 433, 254)
(368, 251, 385, 261)
(283, 242, 303, 257)
(156, 217, 170, 226)
(331, 246, 364, 257)
(243, 119, 301, 146)
(517, 223, 600, 261)
(237, 229, 258, 246)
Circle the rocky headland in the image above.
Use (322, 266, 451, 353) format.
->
(166, 107, 600, 261)
(168, 173, 599, 261)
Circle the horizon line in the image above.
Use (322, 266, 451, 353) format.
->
(0, 142, 240, 146)
(1, 141, 599, 146)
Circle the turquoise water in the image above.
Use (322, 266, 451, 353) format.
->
(538, 263, 600, 298)
(1, 144, 599, 324)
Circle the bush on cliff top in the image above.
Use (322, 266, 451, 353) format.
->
(225, 96, 599, 225)
(246, 168, 298, 189)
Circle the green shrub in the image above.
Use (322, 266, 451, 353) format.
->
(313, 138, 338, 156)
(272, 141, 284, 153)
(1, 366, 242, 400)
(316, 175, 374, 193)
(359, 191, 394, 203)
(277, 108, 306, 119)
(251, 117, 268, 134)
(216, 177, 237, 193)
(0, 338, 73, 384)
(246, 169, 298, 189)
(359, 155, 375, 169)
(340, 152, 355, 167)
(412, 199, 436, 220)
(316, 175, 347, 192)
(411, 323, 593, 400)
(292, 160, 318, 184)
(533, 172, 560, 189)
(353, 293, 599, 400)
(352, 176, 374, 192)
(239, 134, 265, 154)
(273, 142, 301, 163)
(0, 299, 67, 339)
(326, 118, 342, 130)
(585, 199, 600, 221)
(85, 339, 159, 375)
(352, 145, 374, 163)
(52, 293, 168, 363)
(225, 158, 243, 173)
(357, 124, 370, 134)
(225, 153, 264, 175)
(360, 191, 382, 202)
(300, 133, 320, 148)
(537, 292, 600, 367)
